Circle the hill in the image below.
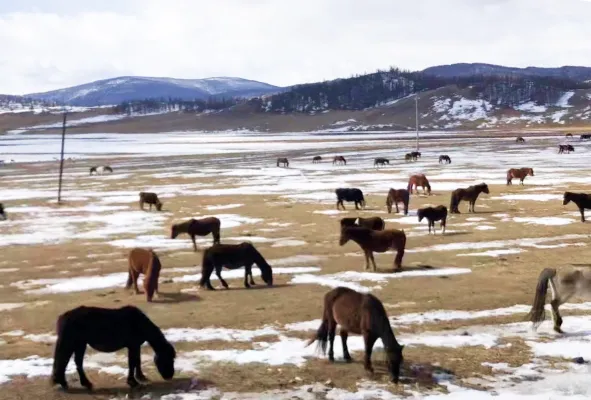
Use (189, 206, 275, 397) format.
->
(422, 63, 591, 81)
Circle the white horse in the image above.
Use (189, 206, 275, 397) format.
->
(89, 165, 113, 176)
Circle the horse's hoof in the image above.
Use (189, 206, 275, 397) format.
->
(127, 378, 140, 388)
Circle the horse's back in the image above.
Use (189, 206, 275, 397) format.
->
(57, 305, 142, 338)
(129, 247, 155, 273)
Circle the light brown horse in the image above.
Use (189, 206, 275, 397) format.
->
(450, 183, 489, 213)
(306, 287, 404, 383)
(170, 217, 221, 252)
(125, 248, 162, 302)
(333, 156, 347, 165)
(527, 268, 591, 334)
(506, 168, 534, 185)
(407, 174, 431, 195)
(386, 188, 409, 215)
(339, 226, 406, 271)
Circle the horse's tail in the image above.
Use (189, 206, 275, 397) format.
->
(407, 178, 413, 192)
(386, 192, 393, 213)
(199, 249, 215, 288)
(145, 251, 161, 302)
(306, 293, 335, 354)
(526, 268, 557, 329)
(50, 313, 70, 388)
(450, 190, 459, 212)
(506, 169, 512, 184)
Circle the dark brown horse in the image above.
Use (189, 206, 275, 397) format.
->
(506, 167, 534, 185)
(340, 217, 385, 231)
(386, 188, 409, 215)
(51, 305, 176, 390)
(558, 144, 575, 154)
(126, 248, 162, 302)
(450, 183, 489, 213)
(438, 155, 451, 164)
(516, 136, 525, 143)
(407, 174, 431, 195)
(313, 156, 322, 163)
(277, 157, 289, 167)
(199, 242, 273, 290)
(306, 287, 404, 383)
(0, 203, 5, 221)
(374, 157, 389, 168)
(339, 226, 406, 271)
(139, 192, 163, 211)
(333, 156, 347, 165)
(170, 217, 221, 252)
(417, 206, 447, 234)
(410, 151, 421, 160)
(563, 191, 591, 222)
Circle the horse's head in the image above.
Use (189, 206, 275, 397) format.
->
(261, 264, 273, 286)
(481, 184, 490, 194)
(417, 209, 425, 222)
(387, 344, 405, 384)
(170, 225, 178, 239)
(154, 342, 176, 380)
(529, 168, 534, 176)
(339, 228, 351, 246)
(563, 192, 572, 205)
(156, 202, 163, 211)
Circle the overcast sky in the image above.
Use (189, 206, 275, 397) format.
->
(1, 0, 591, 94)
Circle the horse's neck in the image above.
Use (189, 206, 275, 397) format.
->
(140, 316, 167, 350)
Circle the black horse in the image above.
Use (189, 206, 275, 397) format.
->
(51, 305, 176, 391)
(374, 158, 389, 168)
(438, 155, 451, 164)
(563, 192, 591, 222)
(0, 203, 5, 220)
(417, 205, 447, 234)
(336, 188, 366, 210)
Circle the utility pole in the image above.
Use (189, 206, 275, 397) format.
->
(57, 111, 67, 204)
(415, 95, 419, 152)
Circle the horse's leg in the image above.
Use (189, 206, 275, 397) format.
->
(369, 252, 377, 272)
(248, 264, 256, 285)
(126, 346, 141, 388)
(215, 265, 229, 289)
(125, 269, 133, 290)
(355, 201, 360, 210)
(362, 332, 378, 374)
(580, 207, 585, 222)
(131, 270, 140, 294)
(191, 235, 197, 252)
(442, 217, 446, 234)
(340, 329, 352, 362)
(243, 265, 251, 288)
(327, 320, 337, 362)
(395, 201, 399, 214)
(73, 344, 93, 391)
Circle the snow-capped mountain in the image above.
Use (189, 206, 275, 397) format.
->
(26, 76, 283, 106)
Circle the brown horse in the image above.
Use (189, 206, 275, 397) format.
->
(516, 136, 525, 143)
(199, 242, 273, 290)
(563, 191, 591, 222)
(306, 287, 404, 383)
(450, 183, 489, 213)
(170, 217, 221, 252)
(313, 156, 322, 163)
(386, 188, 409, 215)
(139, 192, 163, 211)
(339, 226, 406, 271)
(277, 157, 289, 167)
(506, 168, 534, 185)
(407, 174, 431, 195)
(438, 155, 451, 164)
(126, 248, 162, 302)
(340, 217, 385, 231)
(417, 206, 447, 234)
(333, 156, 347, 165)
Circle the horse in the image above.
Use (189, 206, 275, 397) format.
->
(126, 248, 162, 302)
(313, 156, 322, 163)
(450, 183, 489, 214)
(581, 134, 591, 140)
(277, 157, 289, 167)
(407, 174, 431, 195)
(566, 133, 573, 138)
(336, 188, 365, 210)
(559, 144, 575, 154)
(374, 158, 389, 168)
(506, 168, 534, 185)
(89, 165, 113, 175)
(170, 217, 221, 252)
(417, 206, 447, 234)
(411, 151, 421, 160)
(386, 188, 409, 215)
(563, 191, 591, 222)
(339, 226, 406, 271)
(404, 153, 413, 162)
(199, 242, 273, 290)
(139, 192, 163, 211)
(340, 217, 385, 231)
(50, 305, 176, 391)
(438, 155, 451, 164)
(527, 268, 591, 334)
(333, 156, 347, 165)
(0, 203, 5, 221)
(516, 136, 525, 143)
(306, 287, 404, 383)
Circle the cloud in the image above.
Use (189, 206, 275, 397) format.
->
(1, 0, 591, 94)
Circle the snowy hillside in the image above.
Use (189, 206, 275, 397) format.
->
(26, 76, 283, 106)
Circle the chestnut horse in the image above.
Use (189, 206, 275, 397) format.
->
(407, 174, 431, 195)
(277, 157, 289, 167)
(417, 205, 447, 234)
(340, 217, 385, 231)
(333, 156, 347, 165)
(51, 305, 176, 390)
(450, 183, 489, 213)
(386, 188, 409, 215)
(313, 156, 322, 163)
(506, 168, 534, 185)
(170, 217, 221, 252)
(563, 191, 591, 222)
(126, 248, 161, 302)
(339, 226, 406, 271)
(306, 287, 404, 383)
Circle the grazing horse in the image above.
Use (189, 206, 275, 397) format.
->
(506, 168, 534, 185)
(126, 248, 162, 302)
(170, 217, 221, 252)
(563, 191, 591, 222)
(199, 242, 273, 290)
(450, 183, 489, 213)
(516, 136, 525, 143)
(139, 192, 163, 211)
(51, 305, 176, 391)
(306, 287, 404, 383)
(438, 155, 451, 164)
(333, 156, 347, 165)
(313, 156, 322, 163)
(89, 165, 113, 175)
(417, 206, 447, 234)
(339, 226, 406, 271)
(336, 188, 365, 210)
(0, 203, 5, 221)
(340, 217, 385, 231)
(386, 188, 409, 215)
(527, 268, 591, 334)
(407, 174, 431, 195)
(374, 157, 389, 168)
(558, 144, 575, 154)
(277, 157, 289, 167)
